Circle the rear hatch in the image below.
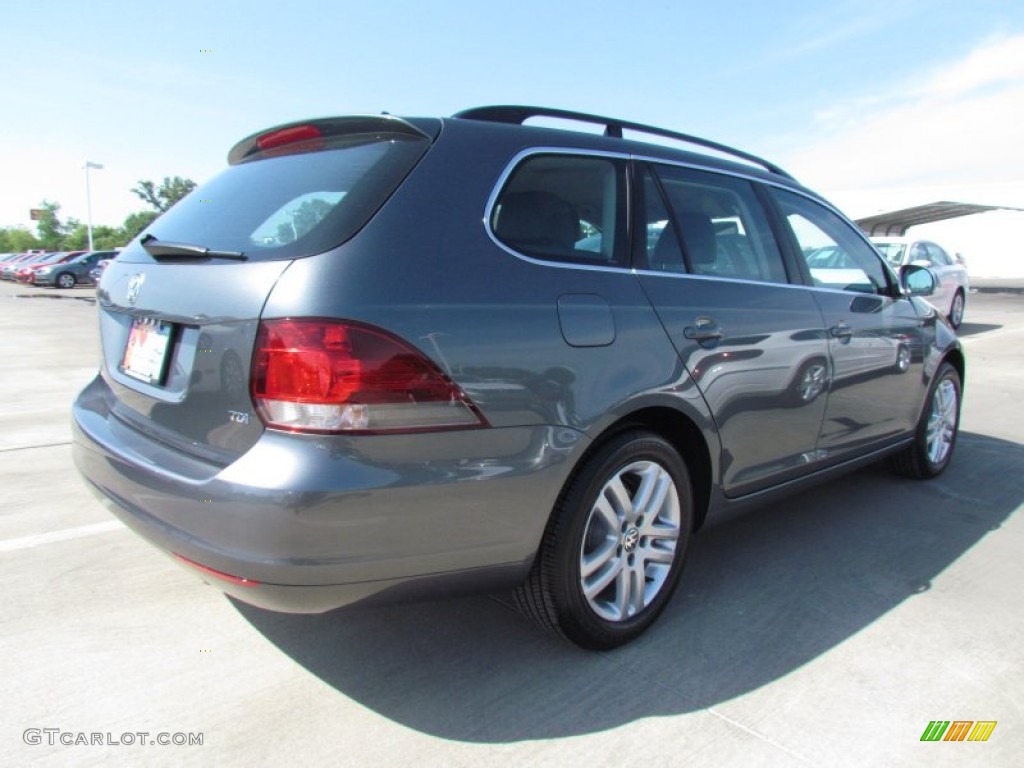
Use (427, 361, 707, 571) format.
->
(93, 115, 439, 465)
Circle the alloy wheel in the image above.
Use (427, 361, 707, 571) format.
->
(579, 460, 681, 622)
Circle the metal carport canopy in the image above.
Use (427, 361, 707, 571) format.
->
(855, 201, 1022, 236)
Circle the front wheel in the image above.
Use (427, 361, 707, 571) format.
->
(56, 272, 76, 289)
(890, 361, 961, 478)
(513, 430, 693, 649)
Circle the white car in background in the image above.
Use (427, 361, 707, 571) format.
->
(871, 237, 969, 329)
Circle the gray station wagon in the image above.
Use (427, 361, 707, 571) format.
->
(72, 106, 964, 649)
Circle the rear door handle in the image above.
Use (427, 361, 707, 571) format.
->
(830, 321, 853, 340)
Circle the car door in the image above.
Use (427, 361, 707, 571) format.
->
(633, 164, 829, 497)
(768, 189, 928, 462)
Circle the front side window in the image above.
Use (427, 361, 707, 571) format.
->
(644, 164, 788, 284)
(772, 189, 891, 295)
(491, 154, 627, 266)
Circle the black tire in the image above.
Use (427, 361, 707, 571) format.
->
(889, 361, 961, 479)
(513, 430, 693, 650)
(56, 272, 76, 289)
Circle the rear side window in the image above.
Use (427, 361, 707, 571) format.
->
(129, 133, 431, 262)
(643, 164, 788, 284)
(491, 154, 627, 266)
(924, 243, 953, 266)
(772, 189, 891, 295)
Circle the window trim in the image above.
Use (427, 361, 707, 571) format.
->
(484, 147, 885, 293)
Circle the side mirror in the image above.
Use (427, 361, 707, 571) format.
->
(901, 264, 936, 296)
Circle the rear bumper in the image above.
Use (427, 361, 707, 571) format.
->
(72, 374, 583, 613)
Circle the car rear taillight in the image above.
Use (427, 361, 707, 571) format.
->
(251, 319, 487, 433)
(255, 124, 324, 154)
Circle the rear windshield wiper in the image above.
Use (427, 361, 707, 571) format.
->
(140, 234, 247, 260)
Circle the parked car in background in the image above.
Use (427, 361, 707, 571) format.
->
(33, 250, 118, 288)
(871, 237, 969, 329)
(73, 105, 965, 650)
(15, 251, 87, 284)
(90, 258, 115, 284)
(1, 251, 52, 280)
(0, 253, 31, 273)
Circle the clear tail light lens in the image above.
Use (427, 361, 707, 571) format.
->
(251, 319, 486, 433)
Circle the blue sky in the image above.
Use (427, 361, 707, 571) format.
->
(2, 0, 1023, 231)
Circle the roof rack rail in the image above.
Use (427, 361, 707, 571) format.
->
(453, 105, 794, 179)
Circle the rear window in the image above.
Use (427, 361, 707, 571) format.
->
(126, 133, 430, 262)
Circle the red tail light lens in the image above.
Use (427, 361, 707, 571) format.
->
(255, 124, 323, 151)
(251, 319, 486, 433)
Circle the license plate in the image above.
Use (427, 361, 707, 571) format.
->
(121, 317, 173, 385)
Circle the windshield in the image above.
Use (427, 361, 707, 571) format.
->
(122, 133, 430, 262)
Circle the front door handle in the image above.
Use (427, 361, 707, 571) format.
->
(684, 317, 725, 346)
(830, 321, 853, 340)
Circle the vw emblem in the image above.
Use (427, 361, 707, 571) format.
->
(623, 527, 641, 553)
(126, 273, 145, 306)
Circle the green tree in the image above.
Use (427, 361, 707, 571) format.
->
(34, 200, 78, 250)
(272, 198, 334, 244)
(90, 225, 123, 250)
(34, 200, 64, 249)
(0, 226, 41, 252)
(131, 176, 197, 212)
(121, 210, 160, 240)
(65, 223, 124, 251)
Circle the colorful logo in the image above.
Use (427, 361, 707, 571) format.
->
(920, 721, 997, 742)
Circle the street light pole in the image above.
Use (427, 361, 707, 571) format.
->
(83, 161, 104, 251)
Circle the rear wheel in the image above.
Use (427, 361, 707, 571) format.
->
(890, 361, 961, 478)
(948, 290, 965, 329)
(513, 430, 693, 649)
(56, 272, 76, 289)
(893, 343, 911, 373)
(790, 357, 828, 405)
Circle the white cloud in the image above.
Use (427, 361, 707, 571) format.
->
(782, 34, 1024, 215)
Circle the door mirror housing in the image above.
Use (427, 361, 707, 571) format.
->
(901, 264, 936, 296)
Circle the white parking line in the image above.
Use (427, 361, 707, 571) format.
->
(0, 520, 125, 553)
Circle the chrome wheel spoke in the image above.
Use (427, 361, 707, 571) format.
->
(592, 494, 621, 533)
(637, 471, 671, 521)
(612, 565, 645, 619)
(630, 467, 658, 520)
(604, 476, 632, 521)
(639, 517, 680, 546)
(641, 541, 677, 565)
(581, 537, 618, 579)
(584, 555, 624, 600)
